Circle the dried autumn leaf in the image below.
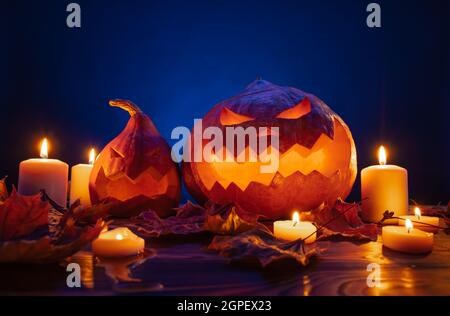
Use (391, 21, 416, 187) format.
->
(56, 197, 151, 239)
(416, 205, 450, 231)
(110, 201, 206, 238)
(98, 195, 177, 218)
(64, 198, 120, 227)
(110, 201, 268, 238)
(208, 229, 319, 267)
(302, 199, 378, 242)
(0, 188, 105, 263)
(420, 205, 450, 219)
(0, 189, 50, 241)
(204, 203, 270, 235)
(0, 220, 104, 263)
(378, 210, 395, 224)
(173, 200, 206, 218)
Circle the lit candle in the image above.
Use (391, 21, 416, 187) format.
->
(92, 227, 145, 258)
(18, 138, 69, 207)
(70, 148, 96, 207)
(398, 207, 441, 233)
(273, 212, 316, 244)
(382, 219, 433, 254)
(361, 146, 408, 222)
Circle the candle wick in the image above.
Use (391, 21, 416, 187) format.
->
(293, 221, 297, 227)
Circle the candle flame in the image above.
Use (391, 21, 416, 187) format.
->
(115, 234, 124, 240)
(89, 148, 96, 165)
(40, 138, 49, 159)
(292, 211, 300, 226)
(378, 146, 387, 165)
(414, 207, 421, 220)
(405, 218, 413, 233)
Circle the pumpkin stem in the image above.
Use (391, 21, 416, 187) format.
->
(109, 99, 142, 116)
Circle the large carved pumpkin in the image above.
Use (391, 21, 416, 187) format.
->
(90, 100, 180, 217)
(182, 80, 357, 219)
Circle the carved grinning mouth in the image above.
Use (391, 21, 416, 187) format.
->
(95, 166, 178, 201)
(194, 118, 353, 191)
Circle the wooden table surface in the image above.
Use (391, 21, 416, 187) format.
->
(1, 231, 450, 296)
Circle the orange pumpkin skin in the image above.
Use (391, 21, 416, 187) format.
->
(182, 80, 357, 220)
(89, 100, 180, 217)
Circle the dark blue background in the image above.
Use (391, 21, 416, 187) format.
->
(2, 0, 449, 204)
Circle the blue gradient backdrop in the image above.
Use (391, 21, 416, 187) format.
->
(1, 0, 449, 203)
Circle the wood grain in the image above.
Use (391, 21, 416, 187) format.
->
(1, 232, 450, 295)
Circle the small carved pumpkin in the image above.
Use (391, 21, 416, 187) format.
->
(182, 80, 357, 219)
(89, 100, 180, 217)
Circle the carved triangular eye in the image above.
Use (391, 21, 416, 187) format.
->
(276, 98, 311, 119)
(220, 107, 255, 126)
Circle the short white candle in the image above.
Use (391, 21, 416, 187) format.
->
(361, 146, 408, 222)
(274, 212, 316, 244)
(92, 227, 145, 258)
(382, 219, 433, 254)
(398, 207, 441, 233)
(18, 138, 69, 207)
(70, 148, 96, 207)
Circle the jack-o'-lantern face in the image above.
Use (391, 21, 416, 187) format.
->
(90, 100, 180, 218)
(182, 80, 357, 220)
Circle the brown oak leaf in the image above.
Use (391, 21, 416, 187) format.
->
(420, 205, 450, 219)
(208, 229, 319, 267)
(110, 201, 268, 238)
(421, 204, 450, 233)
(0, 220, 104, 263)
(302, 199, 378, 242)
(110, 201, 206, 238)
(204, 203, 270, 235)
(0, 189, 50, 241)
(99, 195, 177, 218)
(0, 185, 105, 263)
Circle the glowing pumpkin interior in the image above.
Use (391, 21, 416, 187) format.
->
(94, 165, 179, 202)
(194, 118, 352, 191)
(220, 107, 255, 125)
(276, 98, 311, 119)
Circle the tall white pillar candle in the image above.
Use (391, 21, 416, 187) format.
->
(361, 146, 408, 223)
(70, 148, 96, 207)
(18, 138, 69, 207)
